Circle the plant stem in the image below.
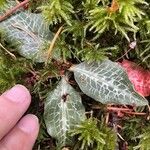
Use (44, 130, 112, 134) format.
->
(107, 107, 132, 112)
(0, 0, 29, 22)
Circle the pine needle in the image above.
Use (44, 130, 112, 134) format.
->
(0, 43, 16, 60)
(45, 26, 63, 65)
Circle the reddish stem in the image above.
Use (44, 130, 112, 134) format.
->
(107, 107, 132, 112)
(107, 106, 146, 116)
(0, 0, 29, 22)
(124, 112, 146, 116)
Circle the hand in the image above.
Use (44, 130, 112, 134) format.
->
(0, 85, 39, 150)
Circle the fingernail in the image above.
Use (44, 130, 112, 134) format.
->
(2, 85, 31, 103)
(18, 115, 39, 134)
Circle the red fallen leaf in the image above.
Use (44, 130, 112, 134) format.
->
(119, 59, 150, 97)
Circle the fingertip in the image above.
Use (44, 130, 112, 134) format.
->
(18, 114, 39, 135)
(15, 84, 30, 96)
(2, 84, 31, 103)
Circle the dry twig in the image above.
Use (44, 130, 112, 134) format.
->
(0, 43, 16, 59)
(0, 0, 29, 22)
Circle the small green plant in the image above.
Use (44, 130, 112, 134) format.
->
(133, 127, 150, 150)
(40, 0, 74, 25)
(70, 117, 117, 150)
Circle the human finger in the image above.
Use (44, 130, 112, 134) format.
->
(0, 114, 39, 150)
(0, 85, 31, 140)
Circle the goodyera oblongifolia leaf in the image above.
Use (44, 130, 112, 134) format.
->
(44, 76, 86, 148)
(0, 1, 61, 62)
(70, 59, 148, 106)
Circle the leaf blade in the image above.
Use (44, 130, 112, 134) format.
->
(44, 77, 86, 148)
(70, 60, 148, 106)
(0, 10, 61, 62)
